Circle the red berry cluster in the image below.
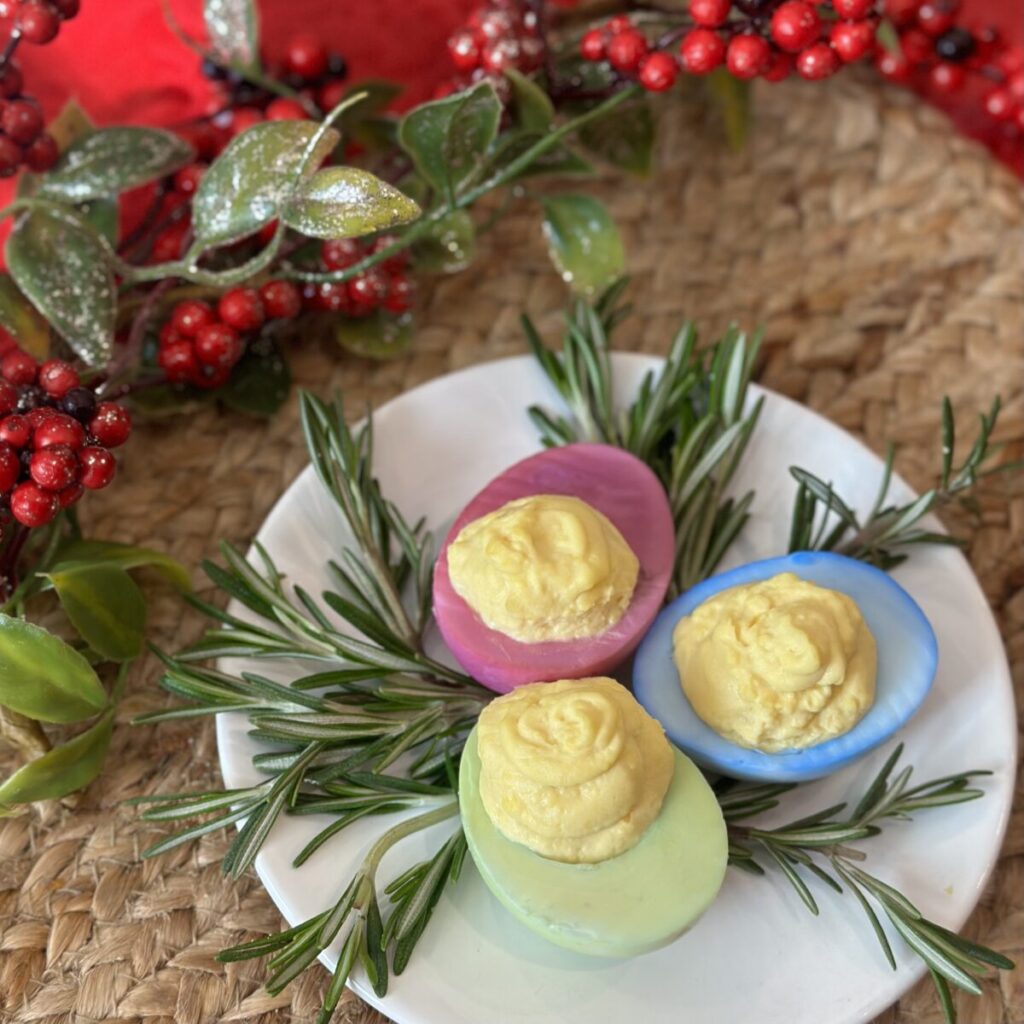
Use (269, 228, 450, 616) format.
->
(583, 1, 882, 87)
(0, 339, 128, 529)
(157, 281, 302, 390)
(301, 236, 414, 317)
(877, 0, 1024, 133)
(0, 0, 80, 177)
(438, 1, 544, 99)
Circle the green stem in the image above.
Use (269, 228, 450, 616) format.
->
(283, 85, 642, 285)
(364, 799, 459, 876)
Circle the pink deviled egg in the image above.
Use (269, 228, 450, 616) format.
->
(433, 443, 675, 693)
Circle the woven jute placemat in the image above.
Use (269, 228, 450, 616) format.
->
(0, 70, 1021, 1024)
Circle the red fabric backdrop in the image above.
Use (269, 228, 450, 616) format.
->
(0, 0, 1020, 220)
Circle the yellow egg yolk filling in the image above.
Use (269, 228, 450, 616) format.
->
(476, 677, 674, 864)
(673, 572, 877, 753)
(447, 494, 639, 643)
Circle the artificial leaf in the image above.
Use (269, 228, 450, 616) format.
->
(80, 197, 119, 247)
(410, 210, 475, 274)
(708, 70, 751, 152)
(487, 131, 593, 180)
(6, 208, 115, 366)
(0, 273, 49, 359)
(0, 615, 108, 723)
(204, 0, 261, 72)
(220, 336, 291, 416)
(50, 539, 191, 591)
(40, 128, 194, 203)
(282, 167, 420, 239)
(0, 710, 113, 808)
(398, 82, 501, 201)
(335, 311, 413, 360)
(505, 69, 554, 132)
(47, 565, 145, 663)
(192, 121, 340, 248)
(541, 195, 625, 297)
(337, 80, 402, 127)
(876, 19, 901, 56)
(576, 97, 654, 177)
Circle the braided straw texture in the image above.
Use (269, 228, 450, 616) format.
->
(0, 71, 1021, 1024)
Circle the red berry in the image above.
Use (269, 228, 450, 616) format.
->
(0, 136, 20, 179)
(1, 350, 37, 386)
(639, 52, 679, 91)
(304, 282, 350, 312)
(285, 34, 329, 80)
(78, 447, 115, 490)
(796, 41, 842, 78)
(52, 0, 80, 17)
(0, 381, 15, 416)
(928, 61, 965, 92)
(171, 300, 215, 338)
(917, 1, 956, 37)
(481, 38, 521, 74)
(347, 271, 389, 316)
(23, 132, 59, 172)
(193, 364, 232, 391)
(265, 97, 308, 121)
(194, 323, 243, 369)
(322, 238, 362, 271)
(0, 415, 29, 448)
(259, 280, 302, 319)
(449, 28, 483, 71)
(318, 79, 348, 112)
(607, 30, 648, 73)
(831, 20, 877, 62)
(833, 0, 874, 18)
(690, 0, 732, 29)
(680, 28, 726, 73)
(88, 402, 132, 448)
(473, 9, 513, 39)
(876, 48, 911, 80)
(38, 360, 79, 398)
(218, 287, 265, 332)
(2, 100, 43, 145)
(16, 3, 60, 44)
(30, 445, 77, 492)
(159, 321, 184, 348)
(25, 406, 58, 430)
(900, 28, 934, 62)
(33, 413, 85, 451)
(151, 222, 189, 262)
(228, 107, 263, 137)
(0, 442, 18, 492)
(580, 29, 606, 62)
(368, 235, 408, 274)
(1007, 70, 1024, 102)
(727, 35, 772, 78)
(884, 0, 922, 27)
(983, 88, 1016, 121)
(57, 481, 82, 507)
(607, 15, 633, 34)
(173, 162, 205, 195)
(0, 65, 22, 99)
(10, 481, 58, 526)
(763, 49, 794, 80)
(157, 338, 198, 383)
(770, 2, 821, 52)
(384, 275, 414, 314)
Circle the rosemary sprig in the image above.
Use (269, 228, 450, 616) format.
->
(133, 394, 490, 882)
(217, 801, 464, 1024)
(724, 745, 1014, 1022)
(524, 281, 763, 593)
(788, 396, 1019, 569)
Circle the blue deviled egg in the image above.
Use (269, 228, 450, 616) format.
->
(632, 551, 938, 782)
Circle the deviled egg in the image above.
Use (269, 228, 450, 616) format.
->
(632, 551, 938, 782)
(433, 443, 675, 692)
(459, 677, 728, 957)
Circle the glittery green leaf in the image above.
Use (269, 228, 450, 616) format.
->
(335, 311, 414, 360)
(204, 0, 261, 72)
(282, 167, 420, 239)
(540, 195, 625, 297)
(6, 209, 116, 366)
